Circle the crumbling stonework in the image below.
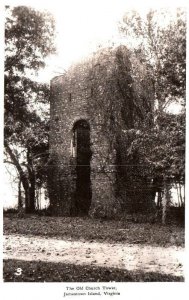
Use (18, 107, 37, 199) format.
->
(48, 46, 154, 217)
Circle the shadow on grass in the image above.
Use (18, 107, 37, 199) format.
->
(3, 215, 185, 247)
(3, 259, 184, 282)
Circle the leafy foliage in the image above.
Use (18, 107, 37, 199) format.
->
(5, 6, 55, 73)
(118, 9, 186, 213)
(120, 8, 186, 109)
(120, 112, 185, 185)
(4, 6, 56, 212)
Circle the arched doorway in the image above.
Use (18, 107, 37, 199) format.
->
(72, 120, 92, 215)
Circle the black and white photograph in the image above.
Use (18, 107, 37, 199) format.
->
(1, 0, 187, 298)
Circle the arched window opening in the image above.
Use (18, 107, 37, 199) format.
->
(71, 120, 92, 215)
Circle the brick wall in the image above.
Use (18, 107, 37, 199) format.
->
(48, 46, 155, 217)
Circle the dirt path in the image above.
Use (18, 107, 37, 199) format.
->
(3, 234, 184, 277)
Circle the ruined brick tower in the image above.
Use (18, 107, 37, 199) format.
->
(48, 46, 154, 217)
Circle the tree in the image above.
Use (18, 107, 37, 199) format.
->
(123, 111, 185, 222)
(119, 9, 186, 222)
(120, 8, 186, 112)
(4, 6, 56, 212)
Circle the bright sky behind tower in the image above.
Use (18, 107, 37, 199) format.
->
(2, 0, 187, 82)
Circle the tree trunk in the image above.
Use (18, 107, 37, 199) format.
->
(152, 177, 163, 208)
(28, 172, 36, 212)
(157, 191, 162, 208)
(18, 178, 22, 208)
(27, 147, 36, 213)
(176, 183, 181, 207)
(178, 183, 183, 206)
(162, 181, 171, 225)
(36, 188, 39, 211)
(183, 182, 185, 206)
(4, 140, 31, 213)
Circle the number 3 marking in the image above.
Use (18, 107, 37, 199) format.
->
(15, 268, 22, 276)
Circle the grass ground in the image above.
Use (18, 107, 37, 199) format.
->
(3, 214, 184, 282)
(3, 214, 184, 246)
(3, 259, 183, 282)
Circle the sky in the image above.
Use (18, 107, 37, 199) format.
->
(2, 0, 187, 82)
(1, 0, 187, 208)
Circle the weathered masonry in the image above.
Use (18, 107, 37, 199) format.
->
(48, 46, 155, 217)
